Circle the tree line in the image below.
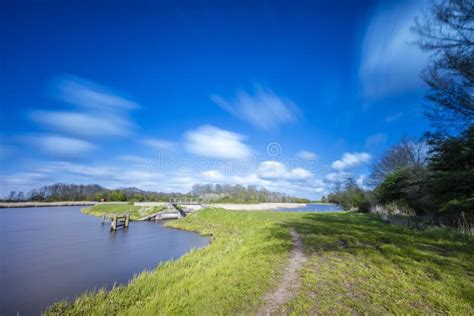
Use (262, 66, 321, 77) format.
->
(4, 183, 310, 204)
(3, 183, 186, 203)
(323, 0, 473, 226)
(190, 183, 310, 203)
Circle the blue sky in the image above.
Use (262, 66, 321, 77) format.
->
(0, 0, 431, 199)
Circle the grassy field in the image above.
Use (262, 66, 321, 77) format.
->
(47, 208, 473, 315)
(81, 203, 166, 220)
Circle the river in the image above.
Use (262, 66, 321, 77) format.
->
(275, 203, 342, 212)
(0, 206, 209, 315)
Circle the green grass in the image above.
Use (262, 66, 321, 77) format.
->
(284, 212, 474, 315)
(82, 203, 166, 220)
(46, 209, 473, 315)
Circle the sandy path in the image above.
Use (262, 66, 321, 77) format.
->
(258, 228, 307, 315)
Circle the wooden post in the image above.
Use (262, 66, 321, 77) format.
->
(111, 215, 117, 231)
(125, 213, 130, 228)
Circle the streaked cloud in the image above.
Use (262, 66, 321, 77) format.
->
(27, 135, 97, 157)
(32, 75, 138, 139)
(31, 111, 134, 138)
(140, 138, 176, 151)
(117, 155, 150, 164)
(331, 152, 371, 171)
(359, 1, 428, 99)
(296, 150, 318, 160)
(51, 75, 139, 111)
(0, 172, 50, 193)
(211, 86, 299, 131)
(184, 125, 252, 160)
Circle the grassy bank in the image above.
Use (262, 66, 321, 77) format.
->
(47, 209, 473, 315)
(81, 203, 166, 220)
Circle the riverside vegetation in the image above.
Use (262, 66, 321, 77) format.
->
(81, 204, 166, 220)
(47, 208, 473, 315)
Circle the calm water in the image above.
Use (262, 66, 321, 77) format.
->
(275, 203, 342, 212)
(0, 206, 209, 315)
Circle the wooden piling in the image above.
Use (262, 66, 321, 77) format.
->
(125, 213, 130, 228)
(110, 213, 130, 231)
(111, 215, 117, 231)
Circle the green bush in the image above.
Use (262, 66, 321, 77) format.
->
(109, 190, 127, 202)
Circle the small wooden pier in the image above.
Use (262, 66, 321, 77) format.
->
(110, 213, 130, 231)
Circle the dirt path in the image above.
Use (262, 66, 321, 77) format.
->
(258, 227, 307, 315)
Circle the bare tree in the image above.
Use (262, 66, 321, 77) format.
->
(413, 0, 474, 131)
(370, 137, 429, 185)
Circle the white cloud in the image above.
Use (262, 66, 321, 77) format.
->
(140, 138, 176, 151)
(356, 174, 370, 190)
(200, 170, 224, 180)
(31, 111, 134, 138)
(331, 152, 371, 171)
(211, 86, 299, 131)
(28, 135, 97, 157)
(2, 172, 49, 186)
(117, 155, 150, 164)
(51, 75, 139, 111)
(296, 150, 318, 160)
(258, 160, 313, 181)
(359, 1, 428, 99)
(290, 168, 313, 179)
(324, 172, 350, 184)
(365, 133, 388, 148)
(32, 75, 138, 139)
(184, 125, 252, 160)
(258, 161, 288, 179)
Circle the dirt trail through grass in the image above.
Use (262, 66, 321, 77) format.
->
(258, 227, 307, 315)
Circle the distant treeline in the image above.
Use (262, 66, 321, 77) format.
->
(190, 183, 310, 203)
(3, 183, 185, 202)
(3, 183, 310, 204)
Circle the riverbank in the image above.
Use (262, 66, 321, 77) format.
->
(81, 203, 167, 220)
(0, 201, 97, 208)
(0, 201, 315, 210)
(47, 208, 473, 315)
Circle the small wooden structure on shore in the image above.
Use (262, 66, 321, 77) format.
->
(110, 213, 130, 231)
